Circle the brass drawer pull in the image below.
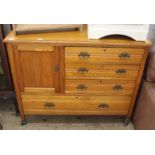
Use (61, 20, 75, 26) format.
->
(77, 67, 88, 73)
(77, 84, 87, 91)
(98, 103, 109, 109)
(116, 69, 126, 74)
(78, 51, 90, 59)
(44, 102, 55, 109)
(119, 52, 130, 58)
(113, 85, 123, 91)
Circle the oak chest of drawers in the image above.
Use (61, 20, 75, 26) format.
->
(4, 26, 151, 125)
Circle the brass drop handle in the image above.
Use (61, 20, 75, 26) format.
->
(119, 52, 130, 58)
(98, 103, 109, 109)
(78, 51, 90, 59)
(116, 69, 127, 74)
(77, 67, 89, 73)
(113, 85, 123, 91)
(44, 102, 55, 109)
(77, 84, 87, 91)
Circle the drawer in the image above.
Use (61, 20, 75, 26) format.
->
(65, 47, 144, 64)
(65, 79, 135, 95)
(22, 95, 131, 115)
(65, 65, 139, 80)
(17, 44, 54, 51)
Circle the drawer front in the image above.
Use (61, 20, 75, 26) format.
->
(17, 44, 54, 51)
(65, 47, 144, 64)
(22, 95, 131, 114)
(65, 65, 139, 80)
(65, 79, 135, 95)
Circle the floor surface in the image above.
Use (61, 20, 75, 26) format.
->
(0, 99, 135, 130)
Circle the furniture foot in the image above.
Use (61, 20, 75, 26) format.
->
(21, 118, 27, 125)
(12, 98, 19, 115)
(123, 117, 130, 126)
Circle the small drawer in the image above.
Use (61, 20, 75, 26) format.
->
(65, 79, 135, 95)
(17, 44, 54, 51)
(65, 65, 139, 80)
(65, 47, 144, 64)
(21, 95, 131, 115)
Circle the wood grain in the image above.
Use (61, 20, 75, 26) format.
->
(4, 25, 151, 48)
(17, 44, 54, 51)
(24, 87, 55, 93)
(65, 65, 139, 80)
(4, 27, 151, 121)
(65, 47, 144, 54)
(22, 94, 131, 114)
(65, 79, 135, 95)
(65, 47, 144, 64)
(6, 44, 25, 118)
(18, 49, 57, 89)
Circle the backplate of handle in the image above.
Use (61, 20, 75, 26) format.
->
(77, 67, 89, 73)
(113, 85, 123, 91)
(44, 102, 55, 109)
(119, 52, 130, 58)
(98, 103, 109, 109)
(77, 84, 87, 91)
(116, 69, 126, 74)
(78, 51, 90, 59)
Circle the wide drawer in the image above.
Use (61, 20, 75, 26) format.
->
(65, 79, 135, 95)
(65, 65, 139, 80)
(21, 95, 131, 115)
(65, 47, 144, 64)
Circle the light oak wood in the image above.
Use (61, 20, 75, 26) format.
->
(6, 44, 25, 118)
(17, 44, 54, 51)
(24, 110, 128, 115)
(24, 87, 55, 93)
(65, 47, 144, 55)
(4, 25, 151, 48)
(65, 47, 144, 64)
(65, 79, 135, 95)
(4, 25, 151, 122)
(65, 62, 140, 70)
(17, 47, 58, 90)
(22, 94, 131, 114)
(65, 65, 139, 80)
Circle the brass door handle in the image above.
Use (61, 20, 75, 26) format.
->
(98, 103, 109, 109)
(77, 67, 88, 73)
(113, 85, 123, 91)
(44, 102, 55, 109)
(119, 52, 130, 58)
(77, 84, 87, 91)
(78, 51, 90, 59)
(116, 69, 126, 74)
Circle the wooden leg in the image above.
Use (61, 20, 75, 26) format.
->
(123, 117, 130, 126)
(12, 98, 19, 115)
(21, 117, 27, 126)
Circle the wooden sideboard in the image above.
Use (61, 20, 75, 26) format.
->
(4, 26, 151, 125)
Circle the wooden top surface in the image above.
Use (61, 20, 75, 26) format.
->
(4, 26, 151, 48)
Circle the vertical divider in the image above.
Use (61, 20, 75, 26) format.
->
(59, 46, 65, 94)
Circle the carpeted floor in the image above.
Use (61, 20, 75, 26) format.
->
(0, 99, 135, 130)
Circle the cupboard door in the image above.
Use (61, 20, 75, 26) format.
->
(16, 44, 59, 93)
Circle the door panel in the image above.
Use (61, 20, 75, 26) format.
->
(17, 45, 59, 93)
